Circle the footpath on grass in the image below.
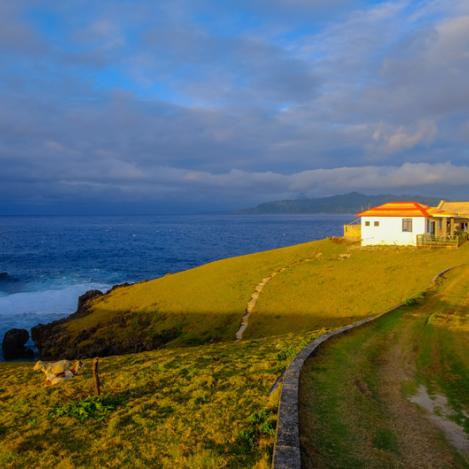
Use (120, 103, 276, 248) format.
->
(235, 256, 320, 341)
(299, 265, 469, 468)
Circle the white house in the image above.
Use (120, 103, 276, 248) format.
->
(356, 202, 432, 246)
(344, 200, 469, 247)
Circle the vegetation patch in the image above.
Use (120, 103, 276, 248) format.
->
(372, 428, 399, 453)
(34, 240, 469, 359)
(236, 409, 277, 453)
(0, 331, 320, 468)
(49, 395, 127, 422)
(4, 240, 469, 467)
(300, 266, 469, 468)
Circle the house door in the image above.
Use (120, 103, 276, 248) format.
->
(428, 220, 436, 235)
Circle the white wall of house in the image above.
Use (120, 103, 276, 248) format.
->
(361, 216, 428, 246)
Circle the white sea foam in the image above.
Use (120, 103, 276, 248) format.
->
(0, 282, 111, 336)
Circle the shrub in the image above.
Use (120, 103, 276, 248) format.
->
(49, 395, 126, 422)
(405, 292, 425, 306)
(236, 409, 276, 452)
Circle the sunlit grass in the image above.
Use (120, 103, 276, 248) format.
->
(248, 245, 468, 337)
(0, 331, 322, 468)
(39, 240, 469, 358)
(6, 239, 469, 467)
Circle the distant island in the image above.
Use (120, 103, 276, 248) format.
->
(238, 192, 442, 215)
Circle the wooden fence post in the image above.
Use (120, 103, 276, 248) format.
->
(92, 357, 101, 396)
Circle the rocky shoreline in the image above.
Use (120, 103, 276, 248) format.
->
(2, 283, 133, 361)
(30, 288, 106, 360)
(2, 328, 34, 360)
(28, 283, 181, 361)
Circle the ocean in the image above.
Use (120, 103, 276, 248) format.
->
(0, 214, 349, 356)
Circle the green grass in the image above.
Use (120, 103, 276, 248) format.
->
(300, 308, 408, 468)
(0, 330, 322, 468)
(247, 246, 464, 337)
(37, 239, 469, 358)
(413, 268, 469, 434)
(299, 266, 469, 468)
(5, 239, 469, 467)
(49, 395, 127, 422)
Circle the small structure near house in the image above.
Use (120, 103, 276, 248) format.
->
(343, 221, 361, 240)
(350, 201, 469, 247)
(427, 201, 469, 241)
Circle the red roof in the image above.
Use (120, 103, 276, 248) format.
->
(357, 202, 431, 218)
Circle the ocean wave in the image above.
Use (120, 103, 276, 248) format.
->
(0, 282, 110, 343)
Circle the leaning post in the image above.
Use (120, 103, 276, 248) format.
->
(92, 357, 101, 396)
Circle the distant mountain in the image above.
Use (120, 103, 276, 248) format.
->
(238, 192, 442, 215)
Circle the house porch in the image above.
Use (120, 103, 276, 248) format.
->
(417, 216, 469, 248)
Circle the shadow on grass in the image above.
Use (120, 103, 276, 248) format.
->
(33, 307, 368, 360)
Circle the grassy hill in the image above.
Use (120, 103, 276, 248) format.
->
(300, 265, 469, 467)
(33, 238, 469, 359)
(3, 238, 469, 467)
(0, 331, 322, 468)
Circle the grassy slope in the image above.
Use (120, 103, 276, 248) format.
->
(248, 245, 468, 337)
(47, 240, 469, 355)
(60, 240, 341, 351)
(299, 266, 469, 468)
(4, 240, 469, 467)
(0, 331, 322, 469)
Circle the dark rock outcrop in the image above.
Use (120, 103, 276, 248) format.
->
(76, 289, 104, 318)
(32, 309, 181, 360)
(0, 272, 19, 283)
(0, 272, 22, 295)
(31, 320, 67, 360)
(2, 328, 34, 359)
(108, 282, 132, 293)
(30, 283, 181, 360)
(32, 288, 104, 358)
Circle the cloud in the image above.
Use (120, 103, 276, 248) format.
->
(0, 0, 468, 213)
(175, 162, 469, 195)
(371, 120, 438, 154)
(0, 3, 47, 58)
(2, 159, 468, 209)
(138, 28, 320, 105)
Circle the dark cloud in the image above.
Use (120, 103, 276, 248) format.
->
(0, 3, 46, 54)
(0, 0, 468, 214)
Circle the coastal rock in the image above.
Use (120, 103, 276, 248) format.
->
(2, 328, 34, 360)
(31, 288, 104, 358)
(108, 282, 132, 293)
(31, 282, 169, 360)
(0, 272, 19, 282)
(76, 289, 104, 317)
(0, 272, 22, 294)
(31, 321, 65, 359)
(32, 310, 181, 360)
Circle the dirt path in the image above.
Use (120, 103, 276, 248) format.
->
(235, 267, 287, 340)
(299, 267, 469, 468)
(377, 315, 460, 467)
(235, 257, 319, 340)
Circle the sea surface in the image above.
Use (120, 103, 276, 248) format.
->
(0, 214, 349, 356)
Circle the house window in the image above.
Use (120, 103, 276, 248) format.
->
(365, 221, 370, 227)
(402, 218, 413, 232)
(374, 221, 380, 227)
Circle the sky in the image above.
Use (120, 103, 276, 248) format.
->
(0, 0, 468, 214)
